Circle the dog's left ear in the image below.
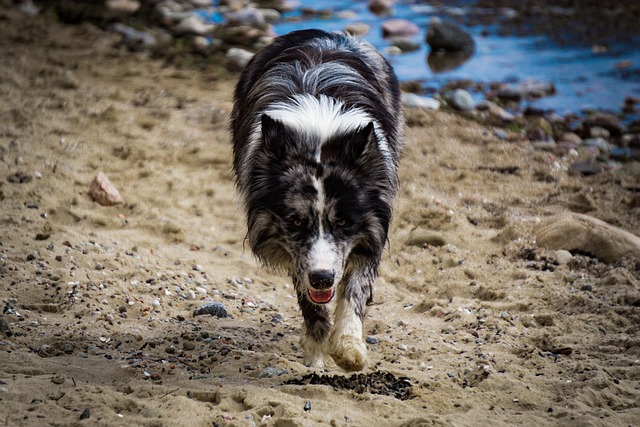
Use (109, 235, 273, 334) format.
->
(261, 114, 293, 158)
(348, 122, 376, 161)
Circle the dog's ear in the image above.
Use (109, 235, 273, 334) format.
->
(261, 114, 293, 158)
(348, 122, 375, 162)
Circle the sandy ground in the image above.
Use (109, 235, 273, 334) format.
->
(1, 6, 639, 427)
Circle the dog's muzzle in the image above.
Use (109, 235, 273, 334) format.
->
(308, 270, 335, 304)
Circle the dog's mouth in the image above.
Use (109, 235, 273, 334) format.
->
(308, 287, 335, 304)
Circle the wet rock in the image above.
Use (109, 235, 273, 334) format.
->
(193, 302, 228, 318)
(382, 19, 420, 38)
(89, 172, 124, 206)
(589, 126, 610, 139)
(449, 89, 474, 111)
(426, 18, 474, 53)
(518, 79, 556, 99)
(369, 0, 394, 16)
(583, 113, 623, 137)
(535, 213, 640, 263)
(402, 93, 440, 110)
(225, 47, 254, 71)
(497, 85, 523, 102)
(344, 22, 370, 36)
(389, 37, 420, 53)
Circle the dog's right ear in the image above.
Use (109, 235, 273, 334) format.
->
(261, 114, 291, 158)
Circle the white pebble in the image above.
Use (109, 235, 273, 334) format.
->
(187, 290, 197, 300)
(152, 299, 160, 308)
(196, 286, 207, 296)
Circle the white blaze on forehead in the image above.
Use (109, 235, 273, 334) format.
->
(263, 94, 372, 144)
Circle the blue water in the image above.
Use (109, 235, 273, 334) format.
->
(220, 1, 640, 115)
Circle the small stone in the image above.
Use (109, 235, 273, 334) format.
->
(402, 93, 440, 110)
(175, 15, 215, 36)
(51, 376, 65, 385)
(183, 341, 196, 351)
(152, 299, 161, 308)
(193, 302, 228, 318)
(389, 36, 420, 53)
(226, 47, 254, 71)
(186, 290, 197, 300)
(344, 22, 370, 36)
(369, 0, 394, 16)
(106, 0, 140, 15)
(95, 263, 104, 271)
(79, 408, 91, 420)
(89, 172, 124, 206)
(382, 19, 420, 38)
(581, 284, 593, 292)
(258, 367, 286, 378)
(570, 158, 601, 175)
(365, 336, 378, 344)
(304, 401, 312, 411)
(554, 250, 573, 265)
(449, 89, 474, 111)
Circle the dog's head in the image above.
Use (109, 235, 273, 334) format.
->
(245, 113, 394, 304)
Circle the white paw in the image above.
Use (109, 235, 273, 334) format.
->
(329, 335, 368, 371)
(302, 335, 327, 368)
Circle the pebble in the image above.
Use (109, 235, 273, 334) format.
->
(258, 367, 287, 378)
(175, 15, 215, 36)
(449, 89, 474, 111)
(554, 250, 573, 265)
(344, 22, 370, 36)
(369, 0, 394, 16)
(401, 93, 440, 110)
(89, 172, 124, 206)
(187, 289, 197, 300)
(152, 299, 161, 308)
(195, 286, 207, 296)
(406, 229, 447, 247)
(582, 137, 611, 154)
(226, 47, 254, 71)
(365, 336, 378, 344)
(389, 36, 420, 53)
(381, 19, 420, 37)
(193, 302, 228, 318)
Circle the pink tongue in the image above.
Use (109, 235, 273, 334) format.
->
(309, 288, 335, 304)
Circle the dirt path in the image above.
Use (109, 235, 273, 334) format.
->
(1, 5, 639, 427)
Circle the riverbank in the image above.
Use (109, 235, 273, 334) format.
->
(1, 3, 639, 427)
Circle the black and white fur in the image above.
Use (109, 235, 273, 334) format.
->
(231, 29, 403, 371)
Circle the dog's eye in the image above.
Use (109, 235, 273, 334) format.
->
(336, 219, 347, 227)
(292, 218, 305, 228)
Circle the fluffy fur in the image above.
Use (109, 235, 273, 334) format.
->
(231, 29, 403, 371)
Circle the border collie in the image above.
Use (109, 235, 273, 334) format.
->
(231, 29, 403, 371)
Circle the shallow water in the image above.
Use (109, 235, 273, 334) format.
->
(266, 0, 640, 116)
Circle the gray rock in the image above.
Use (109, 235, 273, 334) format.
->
(426, 18, 474, 53)
(193, 302, 228, 318)
(225, 47, 254, 71)
(344, 22, 371, 36)
(449, 88, 474, 111)
(382, 19, 420, 38)
(582, 137, 611, 154)
(536, 213, 640, 263)
(401, 93, 440, 110)
(389, 36, 420, 53)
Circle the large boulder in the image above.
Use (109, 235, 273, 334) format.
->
(426, 18, 474, 53)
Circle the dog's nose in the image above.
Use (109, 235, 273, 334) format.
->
(308, 270, 334, 289)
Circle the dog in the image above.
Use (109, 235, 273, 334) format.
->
(231, 29, 403, 371)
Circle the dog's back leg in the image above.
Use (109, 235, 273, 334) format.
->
(295, 276, 332, 368)
(328, 266, 374, 371)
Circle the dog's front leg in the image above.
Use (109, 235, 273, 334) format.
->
(329, 269, 372, 371)
(295, 277, 331, 368)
